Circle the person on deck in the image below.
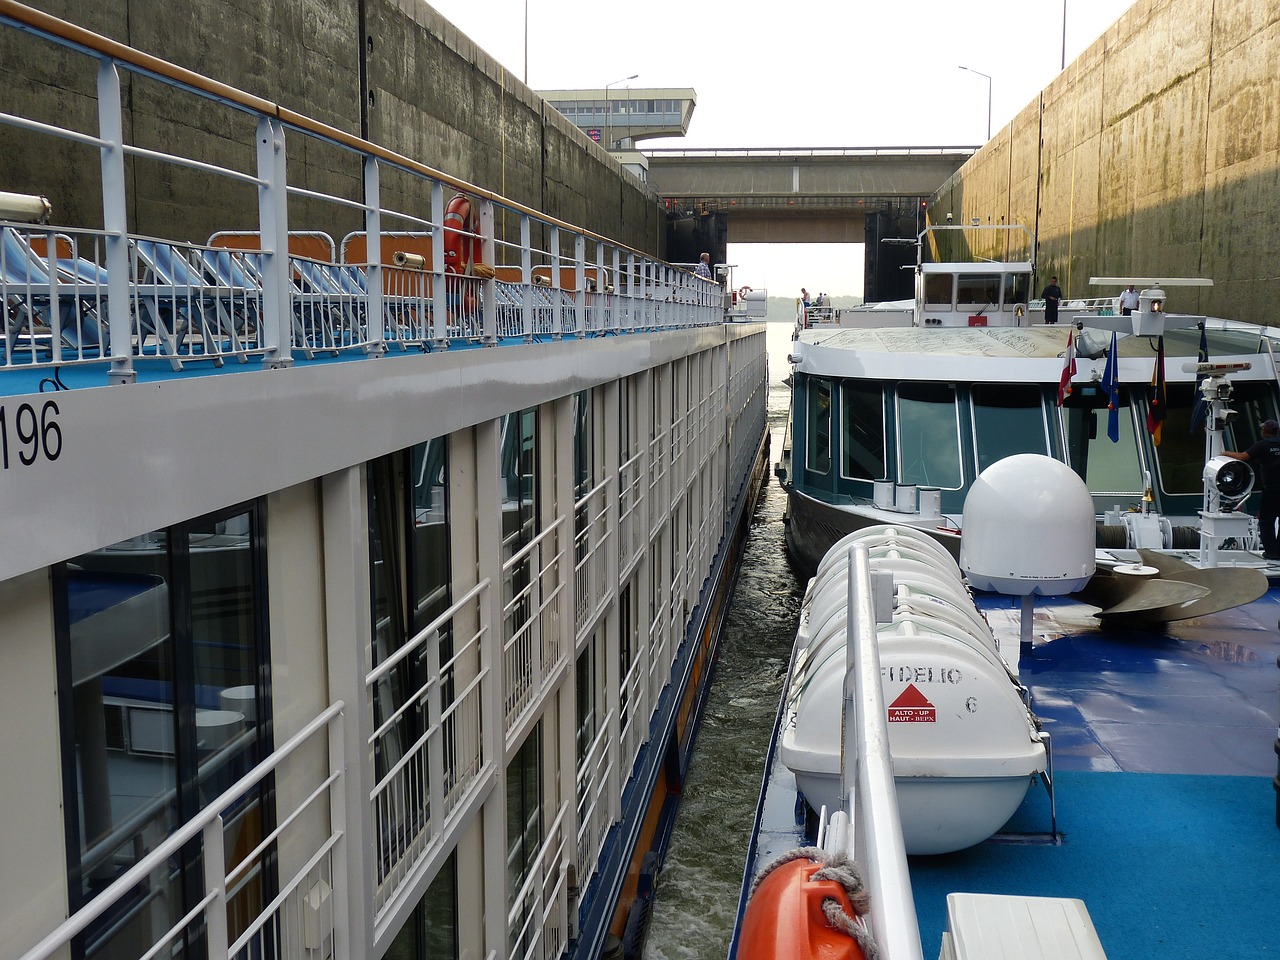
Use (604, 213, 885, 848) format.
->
(1119, 284, 1140, 315)
(694, 252, 712, 279)
(1221, 419, 1280, 560)
(1042, 276, 1063, 324)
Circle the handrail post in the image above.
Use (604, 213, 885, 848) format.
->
(256, 115, 292, 368)
(431, 182, 448, 349)
(479, 198, 497, 346)
(202, 817, 229, 960)
(573, 232, 585, 337)
(327, 707, 351, 960)
(550, 226, 562, 340)
(96, 59, 135, 384)
(363, 156, 386, 354)
(521, 215, 533, 343)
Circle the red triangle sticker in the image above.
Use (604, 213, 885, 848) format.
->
(888, 683, 936, 722)
(889, 683, 934, 709)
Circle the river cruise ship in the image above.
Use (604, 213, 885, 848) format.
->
(0, 5, 768, 960)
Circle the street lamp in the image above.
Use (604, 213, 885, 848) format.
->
(604, 73, 638, 150)
(958, 65, 992, 142)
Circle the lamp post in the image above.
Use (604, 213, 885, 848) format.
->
(604, 73, 638, 150)
(1061, 0, 1067, 71)
(958, 65, 992, 142)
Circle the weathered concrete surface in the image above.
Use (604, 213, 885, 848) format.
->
(931, 0, 1280, 324)
(0, 0, 663, 256)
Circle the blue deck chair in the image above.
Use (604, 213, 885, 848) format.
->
(292, 257, 365, 354)
(1, 227, 103, 357)
(186, 246, 265, 360)
(133, 239, 230, 366)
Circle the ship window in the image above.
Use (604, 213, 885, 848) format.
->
(924, 272, 953, 306)
(500, 408, 539, 559)
(897, 382, 962, 488)
(1062, 393, 1143, 504)
(387, 852, 458, 959)
(840, 381, 886, 480)
(1151, 383, 1202, 495)
(576, 637, 598, 770)
(957, 273, 1001, 306)
(369, 437, 453, 885)
(56, 503, 272, 959)
(806, 378, 833, 475)
(1002, 272, 1030, 310)
(507, 724, 544, 957)
(971, 383, 1049, 473)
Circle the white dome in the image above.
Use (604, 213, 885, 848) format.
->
(960, 454, 1096, 595)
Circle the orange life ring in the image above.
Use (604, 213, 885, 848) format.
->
(739, 285, 753, 302)
(443, 194, 482, 276)
(739, 857, 868, 960)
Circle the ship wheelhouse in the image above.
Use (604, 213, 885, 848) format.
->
(790, 362, 1280, 525)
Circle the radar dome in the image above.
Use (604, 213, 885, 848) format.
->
(960, 454, 1095, 595)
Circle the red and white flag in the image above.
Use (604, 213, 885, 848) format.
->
(1057, 330, 1077, 406)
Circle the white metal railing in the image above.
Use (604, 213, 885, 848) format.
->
(18, 702, 347, 960)
(829, 544, 925, 960)
(0, 8, 724, 382)
(575, 709, 617, 890)
(502, 518, 566, 737)
(507, 801, 571, 960)
(617, 449, 644, 575)
(574, 476, 614, 638)
(619, 651, 649, 774)
(365, 580, 492, 921)
(648, 430, 670, 538)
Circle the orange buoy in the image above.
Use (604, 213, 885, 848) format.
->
(739, 855, 869, 960)
(443, 194, 481, 276)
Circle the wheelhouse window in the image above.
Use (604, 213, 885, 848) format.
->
(897, 382, 962, 489)
(971, 383, 1050, 473)
(1151, 383, 1203, 496)
(956, 273, 1001, 307)
(923, 272, 953, 307)
(56, 503, 271, 960)
(1062, 393, 1143, 506)
(1002, 271, 1030, 311)
(840, 380, 886, 480)
(805, 378, 833, 475)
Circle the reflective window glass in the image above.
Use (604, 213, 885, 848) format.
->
(59, 504, 270, 960)
(1002, 271, 1030, 310)
(924, 272, 953, 306)
(806, 378, 833, 475)
(898, 382, 962, 488)
(957, 273, 1001, 306)
(840, 381, 885, 480)
(971, 383, 1049, 473)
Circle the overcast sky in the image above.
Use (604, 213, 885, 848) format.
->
(425, 0, 1139, 295)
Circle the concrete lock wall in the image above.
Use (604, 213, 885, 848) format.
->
(0, 0, 664, 258)
(930, 0, 1280, 325)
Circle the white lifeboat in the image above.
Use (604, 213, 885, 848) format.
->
(779, 524, 1047, 855)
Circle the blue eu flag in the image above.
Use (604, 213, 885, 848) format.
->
(1100, 330, 1120, 442)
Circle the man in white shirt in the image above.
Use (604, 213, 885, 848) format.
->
(1118, 284, 1140, 315)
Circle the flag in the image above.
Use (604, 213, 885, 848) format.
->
(1146, 335, 1166, 445)
(1190, 323, 1209, 434)
(1101, 330, 1120, 442)
(1057, 330, 1077, 406)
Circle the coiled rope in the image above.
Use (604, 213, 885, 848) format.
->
(749, 847, 881, 960)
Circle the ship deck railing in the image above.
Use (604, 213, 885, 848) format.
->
(0, 3, 724, 397)
(823, 544, 926, 960)
(17, 701, 349, 960)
